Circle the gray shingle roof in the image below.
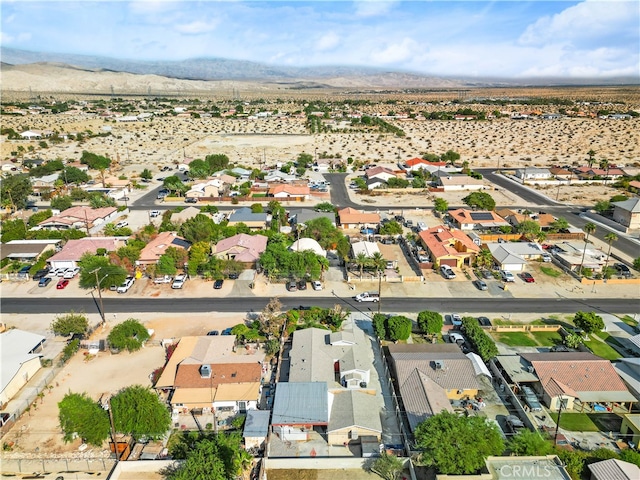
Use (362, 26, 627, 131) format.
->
(328, 390, 382, 433)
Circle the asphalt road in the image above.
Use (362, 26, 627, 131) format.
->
(1, 296, 636, 316)
(476, 168, 560, 206)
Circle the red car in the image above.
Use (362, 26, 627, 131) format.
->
(56, 279, 69, 289)
(521, 272, 535, 283)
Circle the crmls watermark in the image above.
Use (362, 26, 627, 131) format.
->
(499, 464, 553, 478)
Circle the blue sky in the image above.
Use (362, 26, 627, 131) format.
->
(1, 1, 639, 78)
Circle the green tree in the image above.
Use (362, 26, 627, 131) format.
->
(476, 248, 494, 269)
(587, 149, 596, 167)
(315, 202, 336, 212)
(460, 317, 498, 361)
(516, 219, 541, 240)
(414, 412, 504, 474)
(509, 430, 552, 456)
(140, 168, 153, 180)
(296, 152, 314, 168)
(81, 151, 111, 186)
(205, 153, 229, 172)
(51, 312, 89, 337)
(579, 222, 596, 276)
(441, 150, 461, 163)
(550, 217, 569, 233)
(370, 451, 404, 480)
(111, 385, 171, 441)
(89, 192, 117, 208)
(62, 166, 89, 185)
(186, 159, 210, 179)
(157, 254, 178, 275)
(379, 220, 403, 235)
(594, 200, 611, 214)
(163, 175, 187, 196)
(355, 252, 370, 278)
(78, 254, 127, 290)
(1, 174, 33, 210)
(634, 257, 640, 271)
(417, 311, 443, 335)
(462, 191, 496, 211)
(107, 318, 151, 352)
(573, 311, 604, 334)
(27, 209, 53, 227)
(51, 195, 73, 211)
(433, 197, 448, 215)
(387, 316, 412, 341)
(372, 313, 387, 339)
(180, 214, 216, 244)
(251, 203, 264, 213)
(563, 332, 584, 349)
(58, 392, 110, 446)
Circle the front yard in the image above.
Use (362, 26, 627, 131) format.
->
(491, 329, 563, 347)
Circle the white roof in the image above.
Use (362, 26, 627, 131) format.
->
(466, 352, 492, 378)
(289, 238, 326, 256)
(351, 241, 380, 258)
(1, 329, 45, 394)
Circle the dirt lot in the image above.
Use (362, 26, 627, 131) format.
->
(0, 312, 247, 456)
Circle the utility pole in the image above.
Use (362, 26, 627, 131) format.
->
(106, 398, 120, 464)
(90, 268, 106, 325)
(377, 269, 382, 315)
(554, 396, 567, 446)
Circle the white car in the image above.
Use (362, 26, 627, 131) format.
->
(153, 275, 173, 284)
(171, 274, 187, 289)
(116, 276, 135, 294)
(451, 313, 463, 326)
(311, 280, 323, 291)
(115, 221, 129, 228)
(63, 267, 80, 279)
(150, 210, 161, 218)
(500, 270, 515, 282)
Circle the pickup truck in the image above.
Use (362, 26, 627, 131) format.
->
(153, 275, 173, 284)
(354, 292, 380, 302)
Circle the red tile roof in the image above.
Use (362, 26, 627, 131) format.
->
(418, 226, 480, 259)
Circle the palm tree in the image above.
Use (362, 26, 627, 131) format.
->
(550, 217, 569, 233)
(603, 232, 618, 275)
(587, 149, 596, 167)
(355, 252, 370, 279)
(370, 252, 387, 315)
(579, 222, 596, 276)
(476, 248, 493, 269)
(599, 158, 610, 184)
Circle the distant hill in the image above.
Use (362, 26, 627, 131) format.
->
(1, 47, 637, 92)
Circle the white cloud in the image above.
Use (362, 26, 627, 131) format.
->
(316, 32, 340, 52)
(1, 31, 31, 44)
(174, 19, 220, 35)
(519, 0, 638, 46)
(353, 0, 398, 18)
(369, 37, 419, 64)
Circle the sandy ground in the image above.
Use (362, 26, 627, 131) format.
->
(2, 114, 638, 176)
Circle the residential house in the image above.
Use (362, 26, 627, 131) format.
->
(613, 358, 640, 402)
(402, 157, 447, 173)
(0, 329, 46, 406)
(366, 178, 388, 190)
(327, 390, 382, 446)
(612, 198, 640, 230)
(230, 167, 252, 180)
(496, 209, 555, 231)
(448, 208, 510, 231)
(30, 174, 59, 195)
(337, 207, 380, 230)
(388, 344, 483, 432)
(575, 166, 626, 180)
(170, 206, 203, 224)
(37, 206, 118, 231)
(154, 335, 263, 416)
(364, 166, 397, 183)
(19, 130, 42, 140)
(186, 179, 221, 199)
(436, 175, 484, 191)
(619, 414, 640, 448)
(137, 232, 191, 266)
(418, 226, 480, 268)
(243, 410, 271, 450)
(519, 352, 635, 411)
(227, 207, 268, 230)
(47, 237, 125, 270)
(212, 233, 268, 265)
(588, 459, 639, 480)
(288, 208, 336, 227)
(552, 241, 606, 273)
(0, 239, 61, 263)
(515, 168, 552, 181)
(264, 171, 297, 183)
(269, 184, 311, 199)
(550, 167, 573, 180)
(350, 241, 381, 259)
(486, 242, 544, 271)
(271, 382, 329, 442)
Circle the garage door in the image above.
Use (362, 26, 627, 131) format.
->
(440, 259, 457, 268)
(50, 261, 75, 270)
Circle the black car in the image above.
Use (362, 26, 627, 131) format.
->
(286, 280, 297, 292)
(297, 280, 307, 291)
(228, 272, 239, 280)
(33, 268, 50, 280)
(207, 330, 219, 336)
(214, 279, 224, 289)
(477, 316, 491, 327)
(185, 197, 198, 203)
(614, 263, 632, 277)
(38, 277, 52, 287)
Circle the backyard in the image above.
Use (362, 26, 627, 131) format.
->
(550, 412, 623, 433)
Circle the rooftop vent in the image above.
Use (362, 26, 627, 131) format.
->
(433, 360, 444, 370)
(199, 365, 211, 378)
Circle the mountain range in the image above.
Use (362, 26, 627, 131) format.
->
(1, 47, 638, 94)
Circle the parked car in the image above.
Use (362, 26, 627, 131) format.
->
(521, 385, 543, 411)
(172, 274, 187, 289)
(33, 269, 50, 281)
(18, 265, 32, 277)
(38, 277, 52, 287)
(153, 275, 173, 284)
(228, 272, 240, 280)
(221, 328, 233, 335)
(477, 316, 492, 327)
(207, 330, 219, 336)
(542, 253, 552, 262)
(440, 265, 456, 279)
(56, 279, 69, 289)
(614, 263, 632, 278)
(520, 272, 535, 283)
(150, 210, 161, 218)
(481, 269, 493, 279)
(451, 313, 463, 326)
(311, 280, 323, 291)
(500, 270, 515, 282)
(115, 221, 129, 228)
(214, 279, 224, 289)
(448, 332, 465, 345)
(286, 280, 297, 292)
(505, 415, 526, 433)
(63, 267, 80, 279)
(185, 197, 198, 203)
(474, 279, 488, 291)
(116, 276, 135, 294)
(297, 280, 307, 291)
